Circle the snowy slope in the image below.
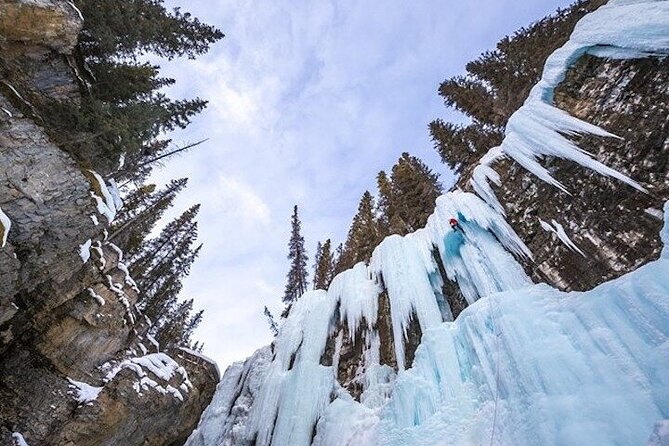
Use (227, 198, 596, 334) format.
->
(186, 2, 669, 446)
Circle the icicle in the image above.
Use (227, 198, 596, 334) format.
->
(539, 219, 586, 257)
(470, 1, 669, 211)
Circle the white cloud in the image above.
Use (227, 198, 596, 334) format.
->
(213, 176, 271, 226)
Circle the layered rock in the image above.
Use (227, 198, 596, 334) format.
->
(0, 2, 218, 445)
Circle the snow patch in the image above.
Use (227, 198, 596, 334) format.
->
(86, 288, 105, 306)
(87, 170, 117, 223)
(67, 378, 103, 404)
(108, 179, 124, 211)
(66, 1, 84, 21)
(105, 241, 124, 261)
(104, 353, 191, 402)
(0, 206, 11, 248)
(147, 334, 159, 351)
(78, 239, 91, 263)
(11, 432, 29, 446)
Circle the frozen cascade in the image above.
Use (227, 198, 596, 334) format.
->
(471, 0, 669, 210)
(186, 347, 273, 446)
(186, 2, 669, 445)
(188, 198, 669, 446)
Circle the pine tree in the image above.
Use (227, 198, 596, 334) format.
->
(37, 0, 224, 177)
(75, 0, 224, 60)
(131, 204, 201, 334)
(333, 243, 346, 276)
(182, 308, 204, 346)
(283, 205, 309, 306)
(339, 192, 380, 269)
(313, 239, 335, 290)
(429, 120, 503, 173)
(388, 153, 442, 233)
(109, 178, 187, 256)
(376, 170, 393, 236)
(312, 241, 322, 286)
(155, 298, 203, 348)
(130, 203, 200, 277)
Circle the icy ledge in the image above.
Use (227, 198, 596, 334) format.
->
(471, 0, 669, 210)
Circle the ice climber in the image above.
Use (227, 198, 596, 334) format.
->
(449, 217, 460, 231)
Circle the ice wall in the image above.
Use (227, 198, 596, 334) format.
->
(193, 199, 669, 446)
(205, 190, 537, 446)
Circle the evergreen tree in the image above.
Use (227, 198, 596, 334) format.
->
(313, 239, 335, 290)
(131, 204, 201, 336)
(376, 170, 393, 235)
(339, 192, 380, 269)
(264, 306, 279, 337)
(109, 178, 187, 256)
(313, 241, 322, 279)
(283, 205, 309, 306)
(20, 0, 225, 350)
(430, 1, 597, 171)
(38, 0, 224, 177)
(130, 204, 200, 277)
(333, 243, 346, 276)
(75, 0, 224, 60)
(429, 120, 503, 173)
(388, 153, 442, 234)
(155, 298, 203, 348)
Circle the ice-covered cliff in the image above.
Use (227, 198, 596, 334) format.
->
(186, 1, 669, 445)
(189, 198, 669, 446)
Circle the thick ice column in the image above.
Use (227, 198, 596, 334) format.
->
(246, 291, 338, 446)
(370, 235, 444, 371)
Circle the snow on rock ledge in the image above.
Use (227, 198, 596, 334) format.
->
(102, 353, 193, 402)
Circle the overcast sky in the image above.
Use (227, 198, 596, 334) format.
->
(150, 0, 575, 369)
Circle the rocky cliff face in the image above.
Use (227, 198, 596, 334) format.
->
(0, 2, 218, 445)
(471, 54, 669, 292)
(198, 28, 669, 446)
